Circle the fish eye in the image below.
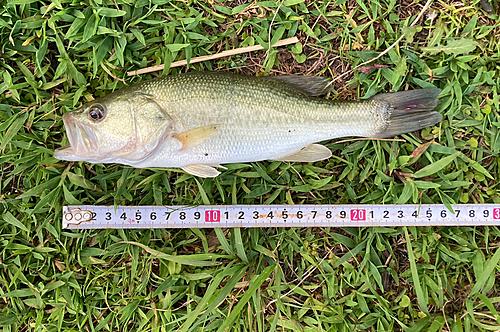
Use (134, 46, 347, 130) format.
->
(88, 104, 105, 122)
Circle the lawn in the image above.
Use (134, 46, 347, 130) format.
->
(1, 0, 500, 331)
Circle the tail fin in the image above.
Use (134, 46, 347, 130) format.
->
(371, 88, 443, 138)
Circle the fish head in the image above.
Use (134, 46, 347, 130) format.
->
(54, 93, 171, 163)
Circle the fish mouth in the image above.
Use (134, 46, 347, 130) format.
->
(54, 113, 98, 161)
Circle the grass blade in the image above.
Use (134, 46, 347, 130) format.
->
(216, 265, 275, 332)
(1, 112, 28, 150)
(118, 241, 222, 266)
(178, 271, 225, 332)
(2, 211, 28, 232)
(470, 246, 500, 296)
(233, 228, 248, 263)
(189, 265, 247, 331)
(214, 228, 234, 255)
(404, 227, 429, 315)
(414, 152, 460, 178)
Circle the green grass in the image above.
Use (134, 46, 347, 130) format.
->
(1, 0, 500, 331)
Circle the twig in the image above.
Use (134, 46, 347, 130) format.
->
(329, 0, 434, 84)
(265, 244, 336, 309)
(127, 37, 299, 76)
(101, 63, 127, 83)
(266, 0, 285, 57)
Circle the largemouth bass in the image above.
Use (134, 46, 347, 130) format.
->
(54, 72, 442, 177)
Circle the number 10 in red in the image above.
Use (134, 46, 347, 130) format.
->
(205, 210, 221, 222)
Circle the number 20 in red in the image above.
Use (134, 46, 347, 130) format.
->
(351, 209, 366, 221)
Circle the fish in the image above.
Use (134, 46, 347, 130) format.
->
(54, 71, 443, 178)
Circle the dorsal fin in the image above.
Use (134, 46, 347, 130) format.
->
(265, 75, 333, 96)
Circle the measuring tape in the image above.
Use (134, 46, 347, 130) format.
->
(62, 204, 500, 229)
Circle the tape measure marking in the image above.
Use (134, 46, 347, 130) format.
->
(63, 204, 500, 229)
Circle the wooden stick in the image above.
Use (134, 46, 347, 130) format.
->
(127, 36, 299, 76)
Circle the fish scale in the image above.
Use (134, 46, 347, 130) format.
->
(54, 72, 443, 177)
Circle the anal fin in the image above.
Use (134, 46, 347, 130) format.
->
(181, 164, 221, 178)
(274, 144, 332, 162)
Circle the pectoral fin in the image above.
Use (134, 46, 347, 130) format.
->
(274, 144, 332, 162)
(174, 125, 220, 150)
(181, 164, 221, 178)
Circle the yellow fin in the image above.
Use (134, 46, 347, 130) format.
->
(181, 164, 221, 178)
(274, 144, 332, 162)
(174, 125, 220, 150)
